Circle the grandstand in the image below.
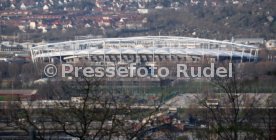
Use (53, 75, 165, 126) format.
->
(30, 36, 259, 64)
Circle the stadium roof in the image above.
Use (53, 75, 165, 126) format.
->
(30, 36, 259, 61)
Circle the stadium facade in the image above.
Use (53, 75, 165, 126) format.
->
(30, 36, 259, 65)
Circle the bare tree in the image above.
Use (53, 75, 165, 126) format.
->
(260, 94, 276, 140)
(7, 78, 169, 139)
(48, 75, 169, 140)
(48, 76, 121, 140)
(191, 63, 274, 140)
(8, 96, 56, 140)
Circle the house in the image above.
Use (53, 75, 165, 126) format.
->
(58, 0, 64, 5)
(142, 17, 148, 23)
(137, 9, 149, 14)
(267, 16, 274, 22)
(43, 5, 49, 11)
(204, 0, 208, 6)
(98, 17, 111, 27)
(84, 23, 91, 28)
(155, 5, 163, 9)
(126, 21, 143, 29)
(233, 1, 240, 5)
(20, 3, 27, 10)
(18, 25, 26, 32)
(10, 4, 15, 9)
(63, 23, 73, 28)
(29, 21, 36, 30)
(211, 2, 217, 6)
(37, 24, 48, 33)
(96, 0, 102, 8)
(190, 0, 199, 5)
(51, 24, 57, 29)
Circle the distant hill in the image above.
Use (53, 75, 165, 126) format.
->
(146, 0, 275, 39)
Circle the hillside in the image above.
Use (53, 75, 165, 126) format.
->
(145, 0, 275, 39)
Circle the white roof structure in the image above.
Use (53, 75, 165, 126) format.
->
(30, 36, 259, 63)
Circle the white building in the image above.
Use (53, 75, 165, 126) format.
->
(38, 25, 48, 33)
(20, 3, 27, 10)
(266, 40, 276, 50)
(137, 9, 149, 14)
(29, 22, 36, 30)
(43, 5, 49, 11)
(84, 23, 91, 28)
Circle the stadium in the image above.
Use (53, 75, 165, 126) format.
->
(30, 36, 259, 65)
